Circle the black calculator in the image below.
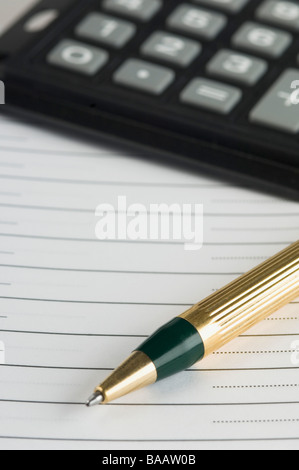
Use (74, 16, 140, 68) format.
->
(0, 0, 299, 198)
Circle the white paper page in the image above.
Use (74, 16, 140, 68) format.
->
(0, 114, 298, 450)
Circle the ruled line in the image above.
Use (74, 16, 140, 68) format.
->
(0, 233, 292, 245)
(0, 329, 147, 338)
(0, 136, 27, 142)
(0, 146, 122, 157)
(1, 364, 297, 372)
(0, 264, 243, 276)
(0, 222, 18, 226)
(0, 398, 299, 407)
(0, 329, 297, 339)
(0, 203, 298, 217)
(0, 162, 24, 168)
(0, 296, 192, 306)
(0, 296, 297, 307)
(0, 173, 224, 188)
(0, 435, 298, 443)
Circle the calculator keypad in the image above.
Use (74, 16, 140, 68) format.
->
(45, 0, 299, 135)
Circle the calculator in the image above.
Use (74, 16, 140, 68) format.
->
(0, 0, 299, 198)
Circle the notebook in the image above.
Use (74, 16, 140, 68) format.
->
(0, 112, 298, 450)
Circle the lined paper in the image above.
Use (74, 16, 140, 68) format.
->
(0, 113, 298, 450)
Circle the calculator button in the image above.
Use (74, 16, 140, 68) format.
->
(113, 59, 175, 95)
(250, 69, 299, 134)
(194, 0, 249, 13)
(47, 39, 109, 75)
(102, 0, 162, 22)
(232, 22, 292, 58)
(256, 1, 299, 32)
(206, 50, 268, 86)
(75, 13, 136, 49)
(167, 5, 227, 40)
(180, 78, 242, 114)
(141, 32, 202, 67)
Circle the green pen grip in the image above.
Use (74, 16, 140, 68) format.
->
(136, 317, 205, 381)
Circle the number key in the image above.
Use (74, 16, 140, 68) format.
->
(75, 13, 136, 48)
(102, 0, 162, 22)
(141, 32, 202, 67)
(256, 1, 299, 32)
(232, 22, 292, 58)
(167, 4, 227, 40)
(194, 0, 249, 13)
(206, 50, 268, 85)
(47, 39, 109, 75)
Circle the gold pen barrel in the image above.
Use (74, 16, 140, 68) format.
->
(180, 241, 299, 357)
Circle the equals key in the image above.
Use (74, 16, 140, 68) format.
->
(180, 78, 242, 114)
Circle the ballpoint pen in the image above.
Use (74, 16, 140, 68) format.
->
(86, 241, 299, 407)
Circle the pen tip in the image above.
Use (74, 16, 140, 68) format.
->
(86, 391, 104, 407)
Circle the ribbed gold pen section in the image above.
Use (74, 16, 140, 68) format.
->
(180, 241, 299, 357)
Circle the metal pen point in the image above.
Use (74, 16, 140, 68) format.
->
(86, 391, 104, 407)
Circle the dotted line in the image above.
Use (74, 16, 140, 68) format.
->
(212, 228, 299, 232)
(213, 350, 293, 355)
(212, 257, 268, 261)
(211, 200, 280, 204)
(213, 384, 299, 389)
(214, 419, 299, 424)
(265, 317, 299, 321)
